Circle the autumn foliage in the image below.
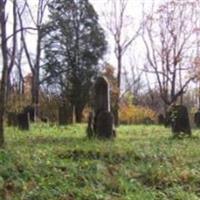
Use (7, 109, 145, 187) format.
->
(119, 104, 156, 125)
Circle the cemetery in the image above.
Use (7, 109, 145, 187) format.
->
(1, 0, 200, 199)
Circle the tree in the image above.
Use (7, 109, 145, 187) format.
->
(0, 0, 17, 146)
(103, 0, 141, 125)
(43, 0, 107, 122)
(122, 55, 144, 105)
(18, 0, 49, 120)
(142, 0, 199, 114)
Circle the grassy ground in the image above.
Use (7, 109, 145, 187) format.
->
(0, 124, 200, 200)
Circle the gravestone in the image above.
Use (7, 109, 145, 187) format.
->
(169, 105, 191, 137)
(96, 111, 114, 138)
(194, 109, 200, 128)
(87, 76, 115, 139)
(158, 114, 165, 125)
(7, 112, 18, 127)
(17, 112, 29, 130)
(24, 106, 35, 122)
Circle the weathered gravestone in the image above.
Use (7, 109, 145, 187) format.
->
(24, 105, 35, 122)
(194, 109, 200, 128)
(158, 114, 165, 125)
(58, 104, 73, 125)
(7, 112, 18, 127)
(169, 105, 191, 137)
(17, 112, 29, 130)
(87, 76, 115, 139)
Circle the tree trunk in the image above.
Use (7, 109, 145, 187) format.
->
(115, 49, 122, 126)
(32, 73, 39, 121)
(0, 0, 8, 147)
(0, 114, 4, 146)
(32, 30, 41, 121)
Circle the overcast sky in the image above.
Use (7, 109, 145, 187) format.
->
(89, 0, 165, 83)
(89, 0, 155, 69)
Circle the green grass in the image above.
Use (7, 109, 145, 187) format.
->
(0, 123, 200, 200)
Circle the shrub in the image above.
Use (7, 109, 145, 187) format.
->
(119, 104, 156, 124)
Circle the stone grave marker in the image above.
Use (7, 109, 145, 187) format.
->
(169, 105, 191, 137)
(87, 76, 115, 139)
(17, 112, 29, 130)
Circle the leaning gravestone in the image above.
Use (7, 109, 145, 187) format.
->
(87, 76, 115, 139)
(194, 109, 200, 128)
(169, 105, 191, 137)
(17, 112, 29, 130)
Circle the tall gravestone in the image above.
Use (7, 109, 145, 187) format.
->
(169, 105, 191, 137)
(194, 109, 200, 128)
(17, 112, 29, 130)
(24, 106, 35, 122)
(87, 76, 115, 139)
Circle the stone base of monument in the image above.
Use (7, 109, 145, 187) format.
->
(96, 111, 114, 139)
(194, 110, 200, 128)
(87, 111, 116, 139)
(7, 112, 18, 127)
(170, 105, 191, 137)
(17, 112, 29, 130)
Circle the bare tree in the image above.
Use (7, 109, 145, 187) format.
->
(142, 0, 199, 114)
(122, 56, 144, 104)
(103, 0, 141, 125)
(18, 0, 49, 120)
(0, 0, 17, 146)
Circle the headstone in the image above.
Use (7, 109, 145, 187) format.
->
(17, 112, 29, 130)
(87, 76, 115, 139)
(94, 76, 110, 114)
(158, 114, 165, 125)
(7, 112, 18, 127)
(194, 109, 200, 128)
(24, 106, 35, 122)
(170, 105, 191, 137)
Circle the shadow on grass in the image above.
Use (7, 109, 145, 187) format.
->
(167, 135, 199, 141)
(30, 135, 87, 144)
(9, 135, 88, 147)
